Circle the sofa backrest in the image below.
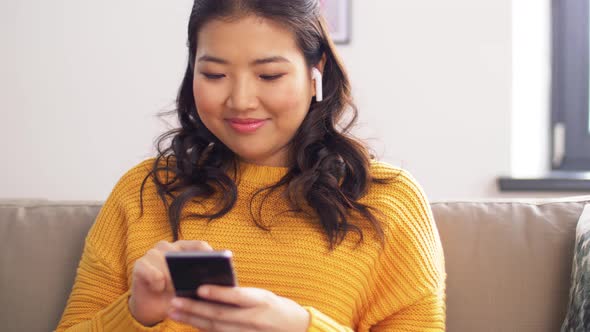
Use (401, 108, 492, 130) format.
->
(431, 196, 590, 332)
(1, 196, 589, 331)
(0, 200, 101, 332)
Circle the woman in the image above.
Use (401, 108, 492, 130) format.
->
(56, 0, 446, 331)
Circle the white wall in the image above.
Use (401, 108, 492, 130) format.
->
(341, 0, 513, 200)
(1, 0, 193, 200)
(0, 0, 579, 201)
(511, 0, 550, 177)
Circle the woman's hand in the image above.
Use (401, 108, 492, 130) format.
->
(168, 285, 310, 332)
(128, 240, 213, 327)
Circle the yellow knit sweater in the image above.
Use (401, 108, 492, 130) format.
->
(56, 159, 446, 331)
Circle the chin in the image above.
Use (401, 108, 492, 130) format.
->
(231, 149, 264, 161)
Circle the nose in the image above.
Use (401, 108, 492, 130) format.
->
(225, 76, 259, 112)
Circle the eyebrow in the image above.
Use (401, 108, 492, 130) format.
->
(251, 56, 290, 65)
(197, 54, 291, 65)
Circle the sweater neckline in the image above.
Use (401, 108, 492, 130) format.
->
(236, 161, 289, 186)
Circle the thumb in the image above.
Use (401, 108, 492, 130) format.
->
(198, 286, 266, 308)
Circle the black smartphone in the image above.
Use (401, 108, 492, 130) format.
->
(165, 250, 237, 301)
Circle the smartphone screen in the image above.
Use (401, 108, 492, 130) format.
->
(165, 250, 237, 300)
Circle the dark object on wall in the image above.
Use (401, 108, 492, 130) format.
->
(320, 0, 351, 44)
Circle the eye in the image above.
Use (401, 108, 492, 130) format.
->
(201, 73, 225, 80)
(259, 74, 284, 81)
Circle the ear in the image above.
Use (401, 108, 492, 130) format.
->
(316, 53, 327, 74)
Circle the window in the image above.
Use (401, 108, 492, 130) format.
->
(497, 0, 590, 192)
(551, 0, 590, 170)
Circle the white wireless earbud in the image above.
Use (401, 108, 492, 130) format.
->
(311, 67, 323, 102)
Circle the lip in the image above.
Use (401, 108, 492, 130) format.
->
(226, 118, 268, 134)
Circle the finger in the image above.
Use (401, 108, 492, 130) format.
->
(174, 240, 214, 252)
(198, 286, 265, 308)
(134, 259, 166, 292)
(169, 298, 246, 325)
(145, 248, 169, 274)
(144, 248, 175, 292)
(154, 240, 177, 252)
(168, 309, 243, 332)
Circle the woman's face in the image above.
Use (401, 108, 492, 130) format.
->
(193, 15, 318, 167)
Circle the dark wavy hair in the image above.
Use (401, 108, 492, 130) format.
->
(140, 0, 391, 249)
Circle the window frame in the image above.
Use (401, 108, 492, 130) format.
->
(551, 0, 590, 170)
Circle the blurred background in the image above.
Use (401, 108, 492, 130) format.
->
(0, 0, 587, 201)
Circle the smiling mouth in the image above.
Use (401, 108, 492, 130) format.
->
(226, 118, 268, 134)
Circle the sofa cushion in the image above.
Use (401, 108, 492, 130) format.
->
(0, 200, 101, 332)
(561, 204, 590, 331)
(431, 196, 590, 332)
(2, 196, 590, 332)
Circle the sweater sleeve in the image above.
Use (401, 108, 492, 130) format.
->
(370, 290, 446, 331)
(304, 307, 353, 332)
(296, 167, 446, 332)
(55, 162, 167, 331)
(362, 168, 446, 331)
(304, 291, 445, 331)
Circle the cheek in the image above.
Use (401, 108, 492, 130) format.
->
(263, 80, 311, 118)
(193, 80, 222, 117)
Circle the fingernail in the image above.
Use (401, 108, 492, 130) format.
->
(198, 286, 209, 297)
(168, 310, 181, 321)
(171, 298, 183, 308)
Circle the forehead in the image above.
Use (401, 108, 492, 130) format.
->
(196, 15, 304, 63)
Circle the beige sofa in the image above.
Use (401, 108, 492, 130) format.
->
(2, 196, 589, 332)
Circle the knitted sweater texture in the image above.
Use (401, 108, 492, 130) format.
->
(56, 159, 446, 331)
